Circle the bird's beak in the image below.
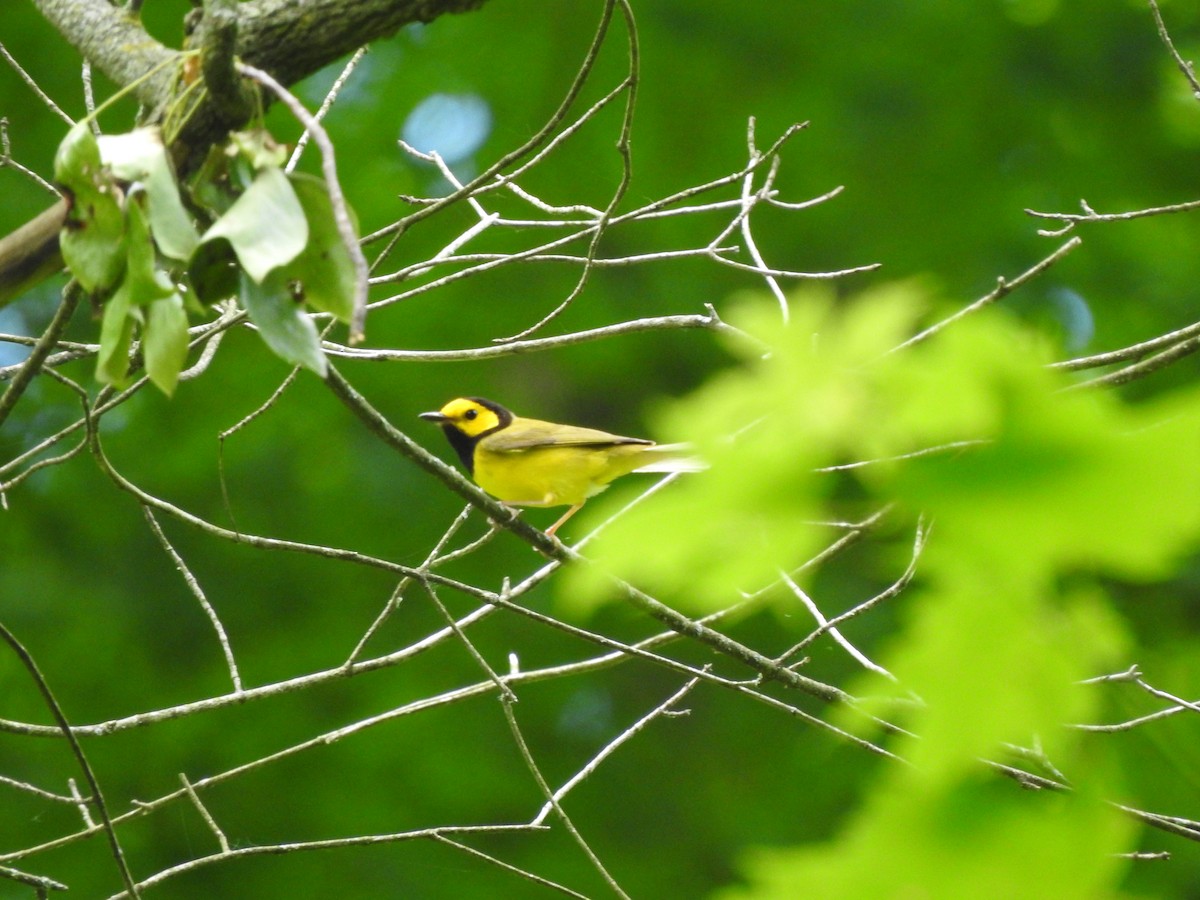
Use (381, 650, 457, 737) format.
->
(419, 411, 447, 423)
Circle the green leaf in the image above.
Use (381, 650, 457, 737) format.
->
(725, 764, 1133, 900)
(96, 281, 137, 387)
(143, 294, 189, 395)
(201, 165, 307, 282)
(239, 270, 327, 376)
(122, 193, 177, 306)
(282, 172, 357, 322)
(670, 290, 1168, 900)
(55, 122, 127, 293)
(54, 120, 100, 183)
(95, 194, 182, 388)
(877, 320, 1200, 580)
(98, 127, 199, 261)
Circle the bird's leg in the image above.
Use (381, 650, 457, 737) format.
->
(545, 504, 582, 537)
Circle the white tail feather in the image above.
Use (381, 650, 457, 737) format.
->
(634, 443, 707, 474)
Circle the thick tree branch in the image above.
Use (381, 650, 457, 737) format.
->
(32, 0, 178, 109)
(234, 0, 489, 89)
(0, 200, 68, 306)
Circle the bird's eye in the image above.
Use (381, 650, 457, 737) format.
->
(464, 409, 478, 420)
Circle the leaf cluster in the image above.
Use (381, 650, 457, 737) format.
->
(54, 124, 358, 391)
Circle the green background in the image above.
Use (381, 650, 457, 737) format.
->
(3, 1, 1200, 896)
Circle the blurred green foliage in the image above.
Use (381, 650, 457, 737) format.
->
(3, 1, 1200, 897)
(586, 287, 1200, 895)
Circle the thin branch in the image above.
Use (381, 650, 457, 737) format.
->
(1148, 0, 1200, 97)
(179, 773, 230, 854)
(0, 118, 58, 194)
(287, 47, 369, 172)
(1026, 197, 1200, 232)
(431, 835, 589, 899)
(323, 308, 739, 362)
(0, 283, 79, 429)
(1051, 319, 1200, 371)
(68, 777, 95, 827)
(779, 517, 928, 662)
(503, 700, 632, 899)
(342, 503, 477, 668)
(0, 621, 140, 897)
(533, 676, 700, 825)
(143, 507, 243, 692)
(1070, 332, 1200, 389)
(0, 773, 80, 804)
(0, 862, 68, 895)
(890, 237, 1082, 353)
(496, 0, 640, 343)
(419, 577, 516, 702)
(0, 42, 75, 124)
(777, 570, 895, 680)
(107, 824, 547, 898)
(364, 0, 622, 249)
(737, 119, 790, 321)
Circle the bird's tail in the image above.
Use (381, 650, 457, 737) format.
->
(633, 443, 707, 474)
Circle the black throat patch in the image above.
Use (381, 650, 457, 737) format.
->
(442, 424, 479, 474)
(443, 398, 513, 475)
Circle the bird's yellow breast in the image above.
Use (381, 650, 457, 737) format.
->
(472, 441, 653, 508)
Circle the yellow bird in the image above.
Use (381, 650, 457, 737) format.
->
(420, 397, 697, 536)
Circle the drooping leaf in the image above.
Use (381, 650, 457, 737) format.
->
(143, 294, 190, 395)
(282, 172, 357, 322)
(95, 280, 137, 387)
(94, 194, 179, 388)
(97, 127, 199, 262)
(55, 122, 126, 293)
(201, 165, 307, 282)
(122, 193, 177, 306)
(239, 270, 327, 376)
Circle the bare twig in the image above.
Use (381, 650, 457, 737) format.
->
(0, 621, 140, 897)
(143, 507, 243, 692)
(890, 237, 1082, 353)
(1070, 332, 1200, 389)
(1026, 197, 1200, 233)
(503, 700, 632, 899)
(0, 42, 75, 124)
(533, 676, 700, 825)
(287, 47, 369, 172)
(0, 118, 58, 194)
(179, 774, 230, 853)
(0, 283, 79, 428)
(323, 308, 739, 361)
(107, 824, 548, 898)
(1148, 0, 1200, 97)
(1051, 319, 1200, 371)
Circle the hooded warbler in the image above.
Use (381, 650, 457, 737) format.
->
(420, 397, 696, 536)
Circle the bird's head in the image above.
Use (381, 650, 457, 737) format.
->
(419, 397, 512, 440)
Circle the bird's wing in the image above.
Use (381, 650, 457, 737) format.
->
(484, 417, 652, 452)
